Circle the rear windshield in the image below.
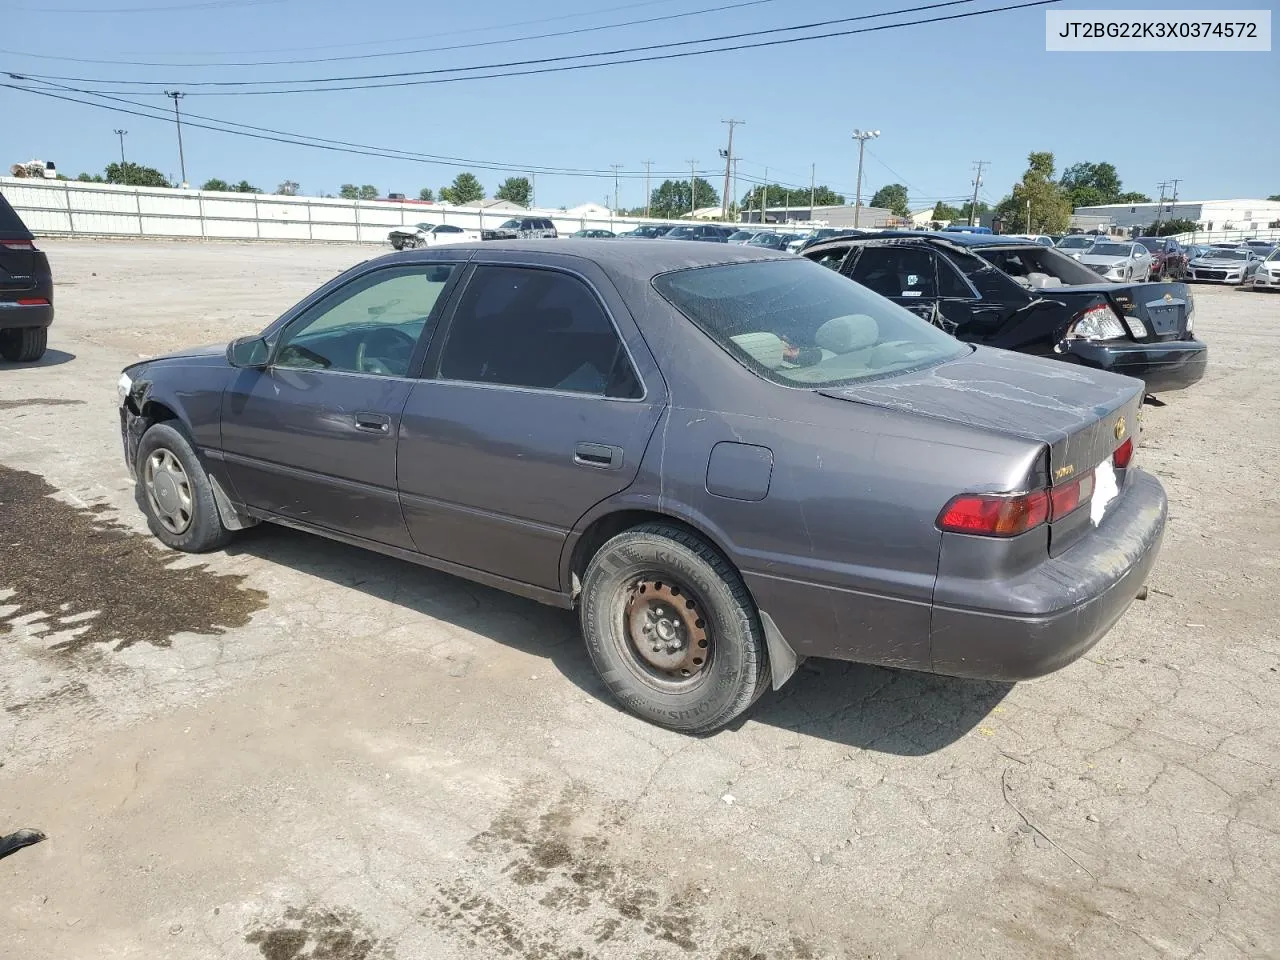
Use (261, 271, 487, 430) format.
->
(1136, 238, 1163, 252)
(652, 258, 968, 388)
(1092, 243, 1133, 257)
(976, 245, 1104, 285)
(1057, 236, 1094, 249)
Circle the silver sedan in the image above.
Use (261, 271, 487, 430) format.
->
(1078, 241, 1154, 282)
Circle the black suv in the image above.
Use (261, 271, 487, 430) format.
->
(0, 192, 53, 362)
(482, 216, 558, 241)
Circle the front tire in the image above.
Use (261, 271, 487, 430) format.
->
(579, 522, 770, 733)
(0, 326, 48, 362)
(135, 422, 233, 553)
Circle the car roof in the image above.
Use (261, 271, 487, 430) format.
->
(383, 237, 788, 279)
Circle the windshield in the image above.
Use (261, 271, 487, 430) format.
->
(1057, 236, 1094, 249)
(1091, 243, 1133, 257)
(977, 245, 1107, 285)
(652, 259, 968, 388)
(748, 233, 780, 246)
(1136, 238, 1163, 252)
(499, 219, 521, 229)
(415, 222, 436, 231)
(1269, 250, 1280, 262)
(728, 231, 755, 241)
(664, 226, 696, 238)
(1203, 249, 1248, 260)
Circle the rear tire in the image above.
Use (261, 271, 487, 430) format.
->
(0, 326, 48, 362)
(579, 522, 770, 733)
(135, 422, 234, 553)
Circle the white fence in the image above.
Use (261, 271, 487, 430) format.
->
(1168, 227, 1280, 246)
(0, 177, 720, 242)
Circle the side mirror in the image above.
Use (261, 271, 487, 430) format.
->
(227, 335, 270, 368)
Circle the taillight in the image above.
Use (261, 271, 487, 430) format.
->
(1113, 437, 1134, 468)
(0, 239, 36, 251)
(939, 470, 1095, 537)
(16, 298, 49, 306)
(1066, 304, 1128, 341)
(938, 491, 1049, 537)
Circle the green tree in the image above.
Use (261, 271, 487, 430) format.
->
(495, 176, 532, 207)
(358, 184, 378, 200)
(231, 180, 260, 193)
(740, 183, 841, 211)
(104, 162, 170, 187)
(76, 172, 105, 183)
(1147, 218, 1197, 237)
(276, 180, 300, 196)
(1269, 194, 1280, 202)
(1116, 191, 1152, 203)
(932, 201, 963, 221)
(1059, 160, 1122, 208)
(650, 178, 720, 218)
(202, 178, 230, 191)
(439, 172, 485, 205)
(994, 151, 1071, 233)
(869, 183, 910, 218)
(339, 184, 359, 200)
(418, 187, 435, 201)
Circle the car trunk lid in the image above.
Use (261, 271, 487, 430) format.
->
(1051, 281, 1192, 341)
(818, 345, 1142, 490)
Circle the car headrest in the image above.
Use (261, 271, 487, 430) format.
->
(1025, 272, 1062, 289)
(815, 314, 878, 354)
(729, 332, 786, 369)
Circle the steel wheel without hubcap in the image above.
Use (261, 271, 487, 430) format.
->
(624, 577, 711, 684)
(144, 447, 193, 534)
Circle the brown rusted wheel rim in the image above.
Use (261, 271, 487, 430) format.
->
(624, 577, 711, 681)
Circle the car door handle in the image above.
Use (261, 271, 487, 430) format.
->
(354, 412, 391, 433)
(574, 442, 623, 470)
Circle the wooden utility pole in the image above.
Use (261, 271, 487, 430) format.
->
(720, 119, 743, 219)
(968, 160, 988, 226)
(643, 160, 653, 218)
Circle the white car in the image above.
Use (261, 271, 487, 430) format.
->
(1253, 249, 1280, 291)
(387, 222, 478, 249)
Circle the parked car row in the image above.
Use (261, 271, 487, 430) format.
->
(1054, 232, 1278, 285)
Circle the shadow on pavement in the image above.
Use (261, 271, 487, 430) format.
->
(226, 524, 1010, 756)
(0, 348, 77, 370)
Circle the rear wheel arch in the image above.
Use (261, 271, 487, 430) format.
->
(566, 507, 742, 602)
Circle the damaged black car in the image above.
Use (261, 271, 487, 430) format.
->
(802, 233, 1207, 395)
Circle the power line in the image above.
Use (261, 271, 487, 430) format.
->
(1, 80, 715, 181)
(10, 0, 1063, 95)
(2, 0, 786, 68)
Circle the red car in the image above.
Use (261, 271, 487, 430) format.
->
(1135, 236, 1188, 281)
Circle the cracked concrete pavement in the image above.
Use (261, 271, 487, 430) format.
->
(1, 241, 1277, 959)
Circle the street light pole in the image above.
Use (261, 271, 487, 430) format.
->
(610, 163, 621, 214)
(164, 91, 187, 186)
(852, 129, 879, 228)
(114, 129, 128, 166)
(688, 159, 699, 216)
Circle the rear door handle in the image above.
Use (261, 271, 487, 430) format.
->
(574, 442, 623, 470)
(354, 411, 391, 433)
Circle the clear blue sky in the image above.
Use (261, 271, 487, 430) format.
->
(4, 0, 1276, 208)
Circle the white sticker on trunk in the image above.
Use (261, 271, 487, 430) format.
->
(1092, 459, 1119, 526)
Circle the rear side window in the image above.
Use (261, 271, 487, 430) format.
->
(0, 193, 34, 239)
(437, 266, 640, 397)
(804, 245, 850, 271)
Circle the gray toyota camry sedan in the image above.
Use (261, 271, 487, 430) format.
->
(118, 240, 1166, 733)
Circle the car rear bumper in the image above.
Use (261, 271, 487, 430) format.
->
(0, 300, 54, 330)
(930, 469, 1167, 681)
(1066, 336, 1208, 393)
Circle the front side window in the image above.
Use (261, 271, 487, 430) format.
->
(850, 246, 937, 299)
(437, 266, 640, 397)
(653, 258, 967, 388)
(275, 264, 457, 376)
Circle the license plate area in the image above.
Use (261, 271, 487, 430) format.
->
(1145, 302, 1181, 334)
(1091, 458, 1119, 526)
